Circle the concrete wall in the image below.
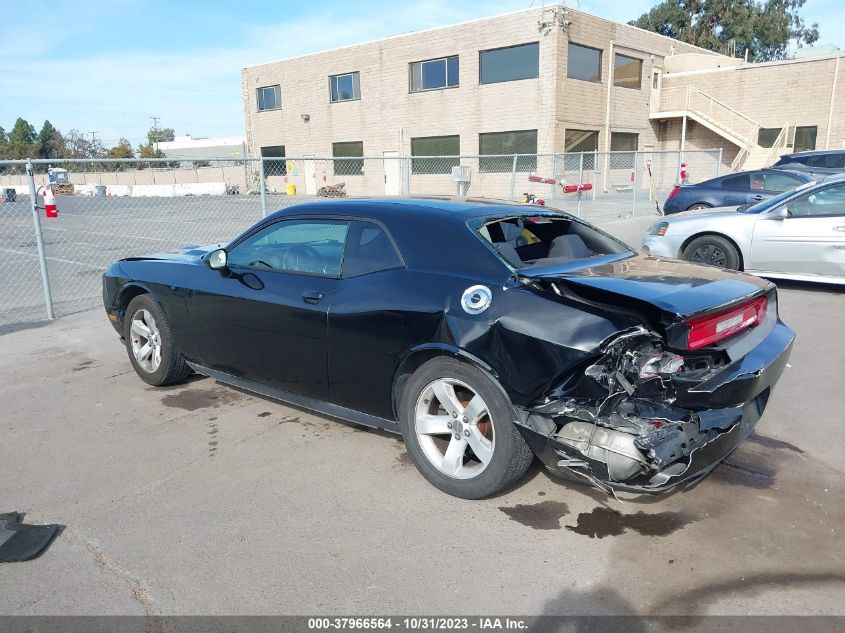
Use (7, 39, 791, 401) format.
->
(662, 55, 845, 151)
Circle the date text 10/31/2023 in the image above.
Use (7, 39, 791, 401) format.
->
(307, 617, 528, 630)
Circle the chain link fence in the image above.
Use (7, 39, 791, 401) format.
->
(0, 149, 721, 328)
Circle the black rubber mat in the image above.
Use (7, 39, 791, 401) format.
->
(0, 512, 62, 562)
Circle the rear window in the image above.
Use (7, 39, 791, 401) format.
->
(473, 213, 629, 269)
(807, 153, 845, 169)
(774, 155, 809, 166)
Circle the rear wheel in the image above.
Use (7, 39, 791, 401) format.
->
(683, 235, 741, 270)
(124, 294, 192, 386)
(399, 357, 533, 499)
(686, 203, 712, 210)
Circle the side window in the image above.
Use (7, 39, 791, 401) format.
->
(762, 172, 803, 192)
(228, 219, 349, 276)
(808, 153, 845, 169)
(721, 174, 750, 189)
(787, 183, 845, 218)
(341, 221, 403, 277)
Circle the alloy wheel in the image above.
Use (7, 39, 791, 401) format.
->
(414, 378, 495, 480)
(129, 308, 162, 373)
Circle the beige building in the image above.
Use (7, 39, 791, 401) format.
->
(241, 5, 844, 196)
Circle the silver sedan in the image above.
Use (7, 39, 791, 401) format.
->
(642, 174, 845, 285)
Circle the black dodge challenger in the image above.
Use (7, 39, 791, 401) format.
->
(103, 198, 794, 499)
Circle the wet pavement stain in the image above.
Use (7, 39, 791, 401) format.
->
(499, 501, 570, 530)
(747, 432, 805, 454)
(161, 387, 242, 411)
(394, 450, 413, 468)
(538, 491, 547, 496)
(710, 457, 776, 490)
(566, 507, 694, 538)
(72, 360, 96, 372)
(257, 411, 272, 418)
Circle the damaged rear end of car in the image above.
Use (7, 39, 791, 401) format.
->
(506, 255, 794, 495)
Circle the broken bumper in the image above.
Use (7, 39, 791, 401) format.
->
(518, 319, 795, 494)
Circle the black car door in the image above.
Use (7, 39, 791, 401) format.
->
(187, 218, 349, 401)
(326, 220, 414, 419)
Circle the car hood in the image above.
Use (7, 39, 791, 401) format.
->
(518, 252, 770, 317)
(666, 205, 741, 220)
(120, 244, 221, 263)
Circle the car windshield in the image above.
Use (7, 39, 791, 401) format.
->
(472, 213, 630, 270)
(741, 179, 818, 213)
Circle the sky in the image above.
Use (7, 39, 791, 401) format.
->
(1, 0, 842, 149)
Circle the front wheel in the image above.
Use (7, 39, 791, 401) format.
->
(399, 357, 533, 499)
(124, 294, 192, 386)
(682, 235, 741, 270)
(686, 203, 712, 211)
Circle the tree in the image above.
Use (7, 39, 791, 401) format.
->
(137, 123, 172, 160)
(630, 0, 819, 62)
(7, 117, 37, 158)
(107, 138, 135, 159)
(36, 120, 66, 159)
(64, 129, 94, 159)
(0, 126, 7, 157)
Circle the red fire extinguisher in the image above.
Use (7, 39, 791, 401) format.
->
(680, 162, 689, 184)
(44, 188, 58, 218)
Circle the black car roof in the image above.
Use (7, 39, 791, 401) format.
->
(782, 149, 845, 157)
(266, 197, 549, 221)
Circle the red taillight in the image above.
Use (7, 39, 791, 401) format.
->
(686, 297, 768, 350)
(667, 186, 681, 200)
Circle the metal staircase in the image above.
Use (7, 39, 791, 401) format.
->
(651, 86, 789, 172)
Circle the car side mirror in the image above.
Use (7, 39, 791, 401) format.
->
(208, 248, 229, 270)
(769, 207, 789, 220)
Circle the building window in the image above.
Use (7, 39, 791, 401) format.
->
(652, 72, 659, 89)
(333, 141, 364, 175)
(411, 135, 460, 174)
(330, 72, 360, 102)
(410, 56, 459, 92)
(256, 85, 281, 111)
(610, 132, 638, 168)
(261, 146, 286, 176)
(479, 130, 537, 172)
(564, 129, 599, 170)
(758, 128, 783, 148)
(479, 43, 539, 84)
(614, 53, 642, 89)
(567, 43, 602, 83)
(793, 126, 817, 153)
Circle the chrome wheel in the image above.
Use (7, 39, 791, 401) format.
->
(414, 378, 495, 480)
(129, 308, 162, 373)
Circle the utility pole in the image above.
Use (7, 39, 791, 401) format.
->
(149, 116, 160, 132)
(88, 131, 100, 144)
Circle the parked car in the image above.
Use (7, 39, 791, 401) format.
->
(772, 149, 845, 179)
(104, 198, 794, 499)
(644, 174, 845, 284)
(662, 169, 812, 214)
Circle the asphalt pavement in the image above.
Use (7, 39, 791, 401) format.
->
(0, 217, 843, 616)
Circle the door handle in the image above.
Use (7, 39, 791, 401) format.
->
(751, 195, 764, 201)
(302, 290, 325, 304)
(834, 225, 845, 232)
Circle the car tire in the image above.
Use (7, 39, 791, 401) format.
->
(124, 294, 192, 386)
(398, 357, 534, 499)
(683, 235, 741, 270)
(686, 203, 712, 210)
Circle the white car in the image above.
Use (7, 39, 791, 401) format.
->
(642, 174, 845, 285)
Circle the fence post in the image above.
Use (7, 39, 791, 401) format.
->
(577, 153, 584, 218)
(26, 159, 55, 320)
(258, 158, 267, 218)
(631, 151, 638, 219)
(716, 148, 723, 177)
(508, 155, 519, 200)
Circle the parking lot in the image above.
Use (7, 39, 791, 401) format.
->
(0, 193, 662, 329)
(1, 213, 843, 617)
